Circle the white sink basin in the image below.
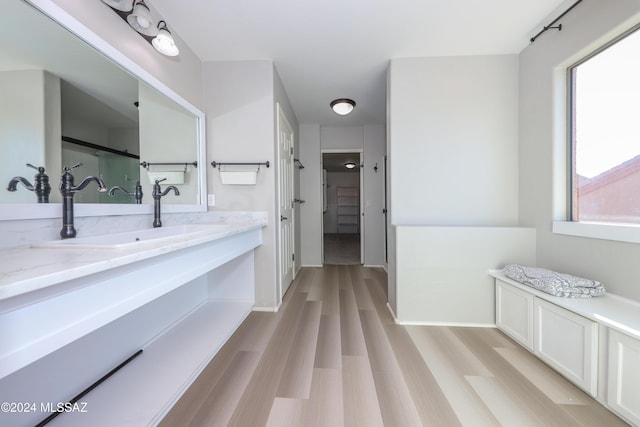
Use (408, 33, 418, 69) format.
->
(33, 224, 231, 249)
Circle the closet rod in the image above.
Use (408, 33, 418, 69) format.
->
(530, 0, 582, 43)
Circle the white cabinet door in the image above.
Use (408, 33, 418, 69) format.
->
(534, 298, 598, 396)
(607, 328, 640, 425)
(495, 280, 534, 350)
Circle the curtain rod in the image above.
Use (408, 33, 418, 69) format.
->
(530, 0, 583, 43)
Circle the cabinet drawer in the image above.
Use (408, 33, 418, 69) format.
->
(607, 328, 640, 425)
(496, 280, 534, 350)
(534, 299, 598, 396)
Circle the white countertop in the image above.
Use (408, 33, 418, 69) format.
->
(0, 221, 266, 302)
(490, 269, 640, 340)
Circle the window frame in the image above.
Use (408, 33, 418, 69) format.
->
(557, 24, 640, 242)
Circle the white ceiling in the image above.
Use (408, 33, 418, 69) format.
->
(150, 0, 572, 126)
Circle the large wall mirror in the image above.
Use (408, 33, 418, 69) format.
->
(0, 0, 206, 220)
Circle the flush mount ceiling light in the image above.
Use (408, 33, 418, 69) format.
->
(344, 162, 357, 169)
(330, 98, 356, 116)
(101, 0, 134, 11)
(127, 0, 157, 36)
(152, 21, 179, 57)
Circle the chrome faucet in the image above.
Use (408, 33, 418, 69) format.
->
(6, 163, 51, 203)
(59, 163, 107, 239)
(108, 180, 144, 204)
(152, 178, 180, 228)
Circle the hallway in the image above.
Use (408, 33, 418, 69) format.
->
(323, 233, 361, 265)
(160, 266, 627, 426)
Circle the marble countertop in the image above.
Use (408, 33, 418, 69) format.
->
(490, 269, 640, 340)
(0, 220, 266, 302)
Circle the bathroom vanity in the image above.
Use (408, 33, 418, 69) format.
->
(0, 2, 269, 426)
(0, 221, 265, 426)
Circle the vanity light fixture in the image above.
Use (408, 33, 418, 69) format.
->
(330, 98, 356, 116)
(102, 0, 180, 57)
(101, 0, 134, 11)
(127, 0, 157, 36)
(152, 21, 179, 57)
(344, 162, 357, 169)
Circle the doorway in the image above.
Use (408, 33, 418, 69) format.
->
(322, 151, 362, 265)
(277, 104, 295, 301)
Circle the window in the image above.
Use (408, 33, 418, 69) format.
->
(569, 27, 640, 224)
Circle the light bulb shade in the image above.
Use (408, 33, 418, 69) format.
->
(330, 98, 356, 115)
(344, 162, 357, 169)
(127, 1, 157, 36)
(101, 0, 134, 12)
(152, 21, 179, 56)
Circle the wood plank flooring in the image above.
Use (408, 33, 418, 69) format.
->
(160, 266, 629, 427)
(323, 234, 360, 265)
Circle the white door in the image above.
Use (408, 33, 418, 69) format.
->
(277, 104, 294, 300)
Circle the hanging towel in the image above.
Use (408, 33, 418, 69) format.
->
(502, 264, 606, 298)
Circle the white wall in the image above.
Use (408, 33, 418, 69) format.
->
(139, 83, 198, 205)
(62, 117, 109, 147)
(204, 60, 299, 309)
(204, 60, 276, 309)
(363, 124, 386, 267)
(389, 55, 519, 226)
(299, 125, 386, 267)
(44, 71, 63, 193)
(388, 54, 522, 323)
(299, 124, 323, 266)
(321, 126, 363, 150)
(1, 70, 56, 204)
(519, 0, 640, 302)
(395, 226, 536, 325)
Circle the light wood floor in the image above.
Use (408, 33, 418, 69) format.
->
(323, 233, 360, 265)
(160, 266, 628, 427)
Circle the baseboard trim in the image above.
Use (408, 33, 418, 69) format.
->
(394, 320, 497, 328)
(301, 264, 323, 268)
(386, 303, 397, 322)
(252, 305, 280, 313)
(363, 264, 385, 269)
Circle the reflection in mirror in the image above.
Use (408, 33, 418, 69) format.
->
(0, 0, 203, 216)
(60, 78, 140, 204)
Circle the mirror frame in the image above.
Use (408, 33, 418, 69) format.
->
(1, 0, 207, 221)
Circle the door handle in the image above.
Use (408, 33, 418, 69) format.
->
(280, 215, 288, 221)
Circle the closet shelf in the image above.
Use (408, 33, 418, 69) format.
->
(336, 186, 359, 234)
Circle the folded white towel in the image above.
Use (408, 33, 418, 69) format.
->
(502, 264, 606, 298)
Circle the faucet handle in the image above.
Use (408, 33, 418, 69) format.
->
(155, 178, 167, 184)
(26, 163, 47, 175)
(64, 162, 83, 172)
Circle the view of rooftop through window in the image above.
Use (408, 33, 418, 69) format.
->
(571, 27, 640, 224)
